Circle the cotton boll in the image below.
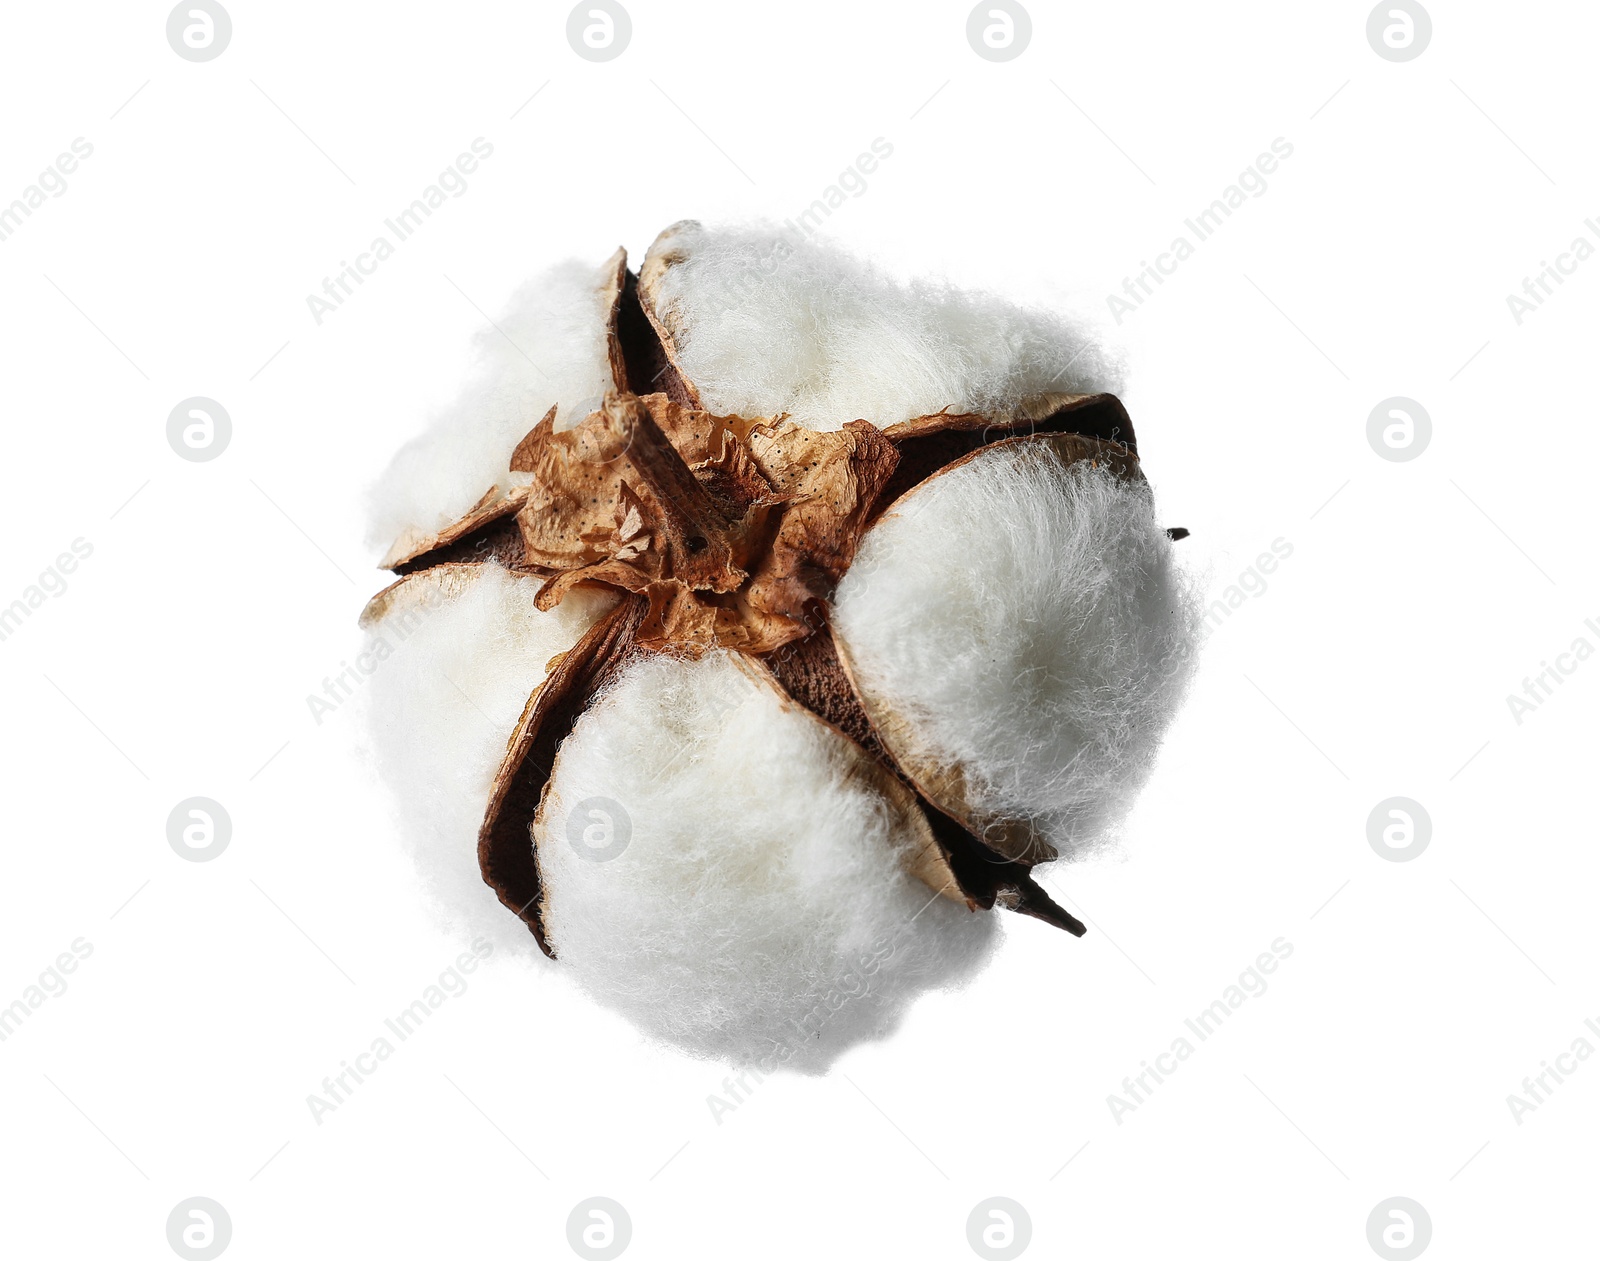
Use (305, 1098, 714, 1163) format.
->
(363, 563, 617, 947)
(367, 257, 617, 554)
(647, 220, 1123, 431)
(361, 222, 1196, 1069)
(832, 438, 1201, 860)
(536, 649, 999, 1072)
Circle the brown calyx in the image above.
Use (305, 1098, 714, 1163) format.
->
(371, 239, 1144, 955)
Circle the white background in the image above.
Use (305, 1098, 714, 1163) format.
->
(1, 2, 1595, 1258)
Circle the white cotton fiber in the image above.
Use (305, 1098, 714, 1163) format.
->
(832, 441, 1200, 859)
(362, 564, 617, 948)
(536, 650, 998, 1072)
(366, 257, 618, 553)
(648, 220, 1123, 430)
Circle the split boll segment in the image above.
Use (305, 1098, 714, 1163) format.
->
(364, 222, 1200, 1069)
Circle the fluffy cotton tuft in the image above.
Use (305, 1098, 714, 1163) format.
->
(366, 258, 617, 553)
(363, 565, 616, 948)
(648, 220, 1122, 430)
(833, 442, 1200, 859)
(536, 650, 998, 1072)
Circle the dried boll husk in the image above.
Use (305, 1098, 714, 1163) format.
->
(364, 223, 1197, 1062)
